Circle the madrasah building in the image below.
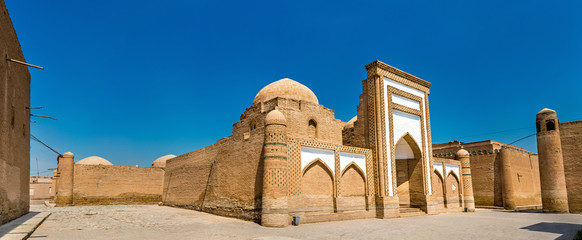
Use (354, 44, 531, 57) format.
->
(50, 60, 582, 227)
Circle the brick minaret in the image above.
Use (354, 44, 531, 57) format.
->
(456, 149, 475, 212)
(261, 109, 289, 227)
(536, 108, 569, 213)
(54, 152, 74, 206)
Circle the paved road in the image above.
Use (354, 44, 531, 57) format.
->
(29, 205, 582, 240)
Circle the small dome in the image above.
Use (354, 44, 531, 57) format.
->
(345, 116, 357, 128)
(253, 78, 319, 105)
(456, 149, 470, 158)
(537, 108, 556, 115)
(76, 156, 113, 165)
(62, 152, 74, 158)
(152, 154, 176, 168)
(265, 109, 287, 125)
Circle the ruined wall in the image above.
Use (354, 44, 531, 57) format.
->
(560, 120, 582, 213)
(163, 127, 265, 222)
(0, 0, 31, 225)
(73, 165, 164, 205)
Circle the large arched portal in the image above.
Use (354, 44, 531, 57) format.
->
(395, 134, 424, 208)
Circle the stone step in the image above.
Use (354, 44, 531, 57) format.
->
(399, 207, 426, 218)
(399, 208, 423, 213)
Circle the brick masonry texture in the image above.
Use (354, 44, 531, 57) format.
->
(73, 165, 164, 205)
(560, 120, 582, 213)
(432, 140, 541, 209)
(0, 0, 31, 225)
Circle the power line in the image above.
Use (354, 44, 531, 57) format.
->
(509, 133, 537, 145)
(433, 126, 535, 142)
(30, 134, 61, 156)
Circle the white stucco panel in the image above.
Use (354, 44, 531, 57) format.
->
(392, 94, 420, 110)
(339, 152, 366, 176)
(395, 138, 415, 159)
(446, 164, 460, 179)
(301, 147, 335, 174)
(392, 110, 422, 147)
(384, 77, 432, 195)
(433, 162, 444, 177)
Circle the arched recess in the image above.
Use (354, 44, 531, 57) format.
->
(308, 119, 318, 138)
(446, 172, 462, 208)
(340, 162, 366, 196)
(302, 159, 334, 196)
(395, 133, 424, 207)
(432, 170, 445, 208)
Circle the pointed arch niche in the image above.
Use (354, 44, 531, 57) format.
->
(394, 133, 424, 207)
(339, 152, 367, 197)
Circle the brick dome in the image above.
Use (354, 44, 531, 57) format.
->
(76, 156, 113, 165)
(253, 78, 319, 105)
(537, 108, 556, 115)
(265, 109, 287, 125)
(152, 154, 176, 168)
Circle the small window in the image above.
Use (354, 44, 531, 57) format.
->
(536, 122, 541, 133)
(11, 106, 15, 128)
(250, 120, 257, 131)
(308, 119, 317, 138)
(546, 120, 555, 131)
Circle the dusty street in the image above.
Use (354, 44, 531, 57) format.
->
(29, 205, 582, 240)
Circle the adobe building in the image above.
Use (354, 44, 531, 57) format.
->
(163, 60, 475, 227)
(30, 176, 53, 200)
(0, 0, 32, 224)
(432, 140, 542, 210)
(536, 108, 582, 214)
(52, 154, 170, 205)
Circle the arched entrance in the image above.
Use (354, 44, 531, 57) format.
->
(395, 134, 424, 208)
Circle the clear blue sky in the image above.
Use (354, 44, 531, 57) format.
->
(6, 0, 581, 176)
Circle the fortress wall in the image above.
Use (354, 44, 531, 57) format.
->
(500, 148, 542, 209)
(73, 165, 164, 205)
(0, 0, 31, 224)
(163, 127, 265, 222)
(469, 153, 500, 206)
(560, 120, 582, 213)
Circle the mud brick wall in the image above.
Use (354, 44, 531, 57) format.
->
(163, 128, 265, 222)
(73, 165, 164, 205)
(560, 120, 582, 213)
(0, 0, 31, 225)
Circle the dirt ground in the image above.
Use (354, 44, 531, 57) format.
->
(29, 205, 582, 240)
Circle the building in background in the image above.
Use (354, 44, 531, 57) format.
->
(52, 154, 170, 206)
(0, 0, 32, 225)
(30, 176, 52, 200)
(432, 140, 542, 210)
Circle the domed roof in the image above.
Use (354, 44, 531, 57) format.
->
(76, 156, 113, 165)
(456, 149, 470, 158)
(537, 108, 556, 115)
(152, 154, 176, 168)
(253, 78, 319, 105)
(265, 109, 287, 125)
(345, 116, 357, 128)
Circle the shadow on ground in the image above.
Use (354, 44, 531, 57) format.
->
(521, 222, 582, 240)
(0, 212, 40, 238)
